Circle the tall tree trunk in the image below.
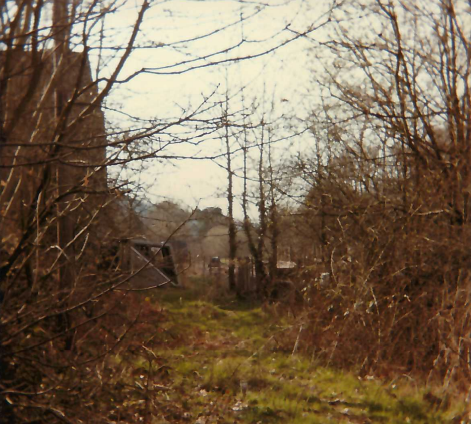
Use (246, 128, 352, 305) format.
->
(268, 140, 278, 284)
(256, 122, 268, 298)
(242, 122, 266, 298)
(223, 95, 237, 292)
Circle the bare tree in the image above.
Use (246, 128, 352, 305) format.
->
(267, 138, 279, 287)
(222, 87, 237, 292)
(295, 0, 471, 379)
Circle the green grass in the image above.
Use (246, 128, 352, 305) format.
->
(130, 278, 467, 423)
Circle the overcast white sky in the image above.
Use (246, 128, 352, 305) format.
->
(101, 0, 330, 215)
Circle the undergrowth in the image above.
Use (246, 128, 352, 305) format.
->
(123, 276, 469, 423)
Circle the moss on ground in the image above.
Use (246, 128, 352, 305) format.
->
(131, 278, 467, 423)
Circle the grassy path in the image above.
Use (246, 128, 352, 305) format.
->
(143, 283, 464, 423)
